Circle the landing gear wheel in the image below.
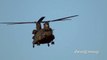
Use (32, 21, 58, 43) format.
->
(51, 41, 55, 45)
(48, 44, 50, 47)
(33, 44, 35, 48)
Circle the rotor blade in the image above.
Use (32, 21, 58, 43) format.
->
(0, 22, 36, 25)
(37, 16, 45, 23)
(42, 15, 78, 23)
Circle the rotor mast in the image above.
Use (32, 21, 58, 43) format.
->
(36, 16, 45, 30)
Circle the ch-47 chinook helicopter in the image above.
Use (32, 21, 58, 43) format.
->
(0, 15, 78, 48)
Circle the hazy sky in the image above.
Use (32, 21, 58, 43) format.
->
(0, 0, 107, 60)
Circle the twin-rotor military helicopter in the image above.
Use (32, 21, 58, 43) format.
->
(0, 15, 78, 48)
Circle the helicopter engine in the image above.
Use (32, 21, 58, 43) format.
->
(43, 22, 53, 36)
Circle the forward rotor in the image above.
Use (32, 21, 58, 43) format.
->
(0, 15, 78, 25)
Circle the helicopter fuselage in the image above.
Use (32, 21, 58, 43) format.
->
(33, 28, 55, 44)
(32, 21, 55, 47)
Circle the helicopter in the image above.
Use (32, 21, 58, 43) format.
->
(0, 15, 78, 48)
